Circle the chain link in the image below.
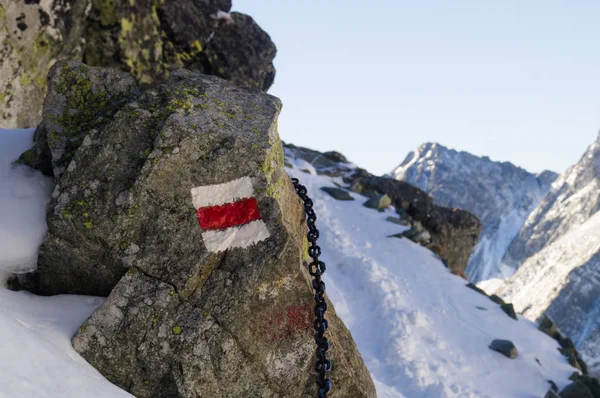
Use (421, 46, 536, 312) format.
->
(291, 177, 332, 398)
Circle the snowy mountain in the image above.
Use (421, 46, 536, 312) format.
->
(497, 133, 600, 376)
(392, 143, 557, 283)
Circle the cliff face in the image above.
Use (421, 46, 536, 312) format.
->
(0, 0, 276, 128)
(392, 143, 557, 283)
(498, 134, 600, 375)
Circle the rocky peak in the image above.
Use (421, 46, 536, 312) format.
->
(393, 142, 557, 282)
(503, 133, 600, 268)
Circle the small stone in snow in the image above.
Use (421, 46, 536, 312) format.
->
(320, 187, 354, 201)
(489, 339, 517, 359)
(500, 303, 518, 320)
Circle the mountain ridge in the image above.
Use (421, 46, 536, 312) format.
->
(391, 141, 557, 283)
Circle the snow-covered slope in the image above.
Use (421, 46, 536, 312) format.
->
(497, 133, 600, 375)
(0, 128, 133, 397)
(285, 158, 574, 397)
(392, 143, 557, 283)
(0, 129, 578, 397)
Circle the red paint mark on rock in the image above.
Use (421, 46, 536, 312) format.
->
(196, 197, 261, 230)
(252, 303, 313, 341)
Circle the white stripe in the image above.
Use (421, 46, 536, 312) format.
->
(201, 220, 270, 252)
(191, 177, 254, 209)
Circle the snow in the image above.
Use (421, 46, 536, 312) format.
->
(0, 128, 53, 285)
(0, 128, 132, 398)
(0, 128, 578, 397)
(287, 157, 575, 398)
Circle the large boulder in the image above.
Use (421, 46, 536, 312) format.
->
(28, 62, 374, 397)
(0, 0, 276, 128)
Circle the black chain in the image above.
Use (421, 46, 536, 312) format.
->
(291, 177, 332, 398)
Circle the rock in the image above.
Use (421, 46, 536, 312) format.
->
(500, 303, 518, 320)
(320, 187, 354, 201)
(18, 61, 141, 177)
(548, 379, 559, 392)
(6, 270, 38, 293)
(363, 194, 392, 211)
(425, 243, 444, 256)
(1, 1, 276, 128)
(396, 207, 410, 220)
(489, 294, 505, 305)
(283, 144, 354, 177)
(0, 0, 90, 128)
(559, 380, 594, 398)
(323, 151, 348, 163)
(30, 65, 381, 397)
(489, 339, 518, 359)
(466, 283, 488, 297)
(577, 376, 600, 397)
(545, 389, 560, 398)
(350, 180, 364, 194)
(539, 315, 561, 340)
(411, 230, 432, 245)
(386, 216, 411, 226)
(352, 176, 481, 276)
(559, 343, 589, 375)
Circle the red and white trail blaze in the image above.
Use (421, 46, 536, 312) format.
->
(191, 177, 270, 252)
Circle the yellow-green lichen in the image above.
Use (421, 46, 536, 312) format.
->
(19, 74, 31, 86)
(92, 0, 118, 26)
(191, 40, 202, 53)
(259, 136, 285, 199)
(83, 221, 94, 230)
(172, 325, 182, 335)
(120, 242, 129, 250)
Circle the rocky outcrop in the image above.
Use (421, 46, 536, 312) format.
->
(284, 144, 482, 277)
(0, 0, 90, 128)
(392, 142, 557, 282)
(0, 0, 276, 128)
(21, 61, 375, 397)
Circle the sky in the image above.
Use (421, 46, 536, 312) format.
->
(233, 0, 600, 176)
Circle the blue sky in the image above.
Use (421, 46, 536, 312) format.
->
(233, 0, 600, 176)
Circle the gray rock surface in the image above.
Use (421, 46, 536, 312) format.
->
(559, 380, 594, 398)
(20, 62, 377, 397)
(320, 186, 354, 201)
(17, 60, 141, 177)
(488, 339, 517, 359)
(500, 303, 518, 320)
(0, 0, 90, 128)
(0, 0, 276, 128)
(392, 142, 557, 282)
(363, 194, 392, 210)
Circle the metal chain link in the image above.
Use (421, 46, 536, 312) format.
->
(291, 177, 332, 398)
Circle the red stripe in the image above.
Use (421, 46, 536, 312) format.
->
(196, 197, 261, 230)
